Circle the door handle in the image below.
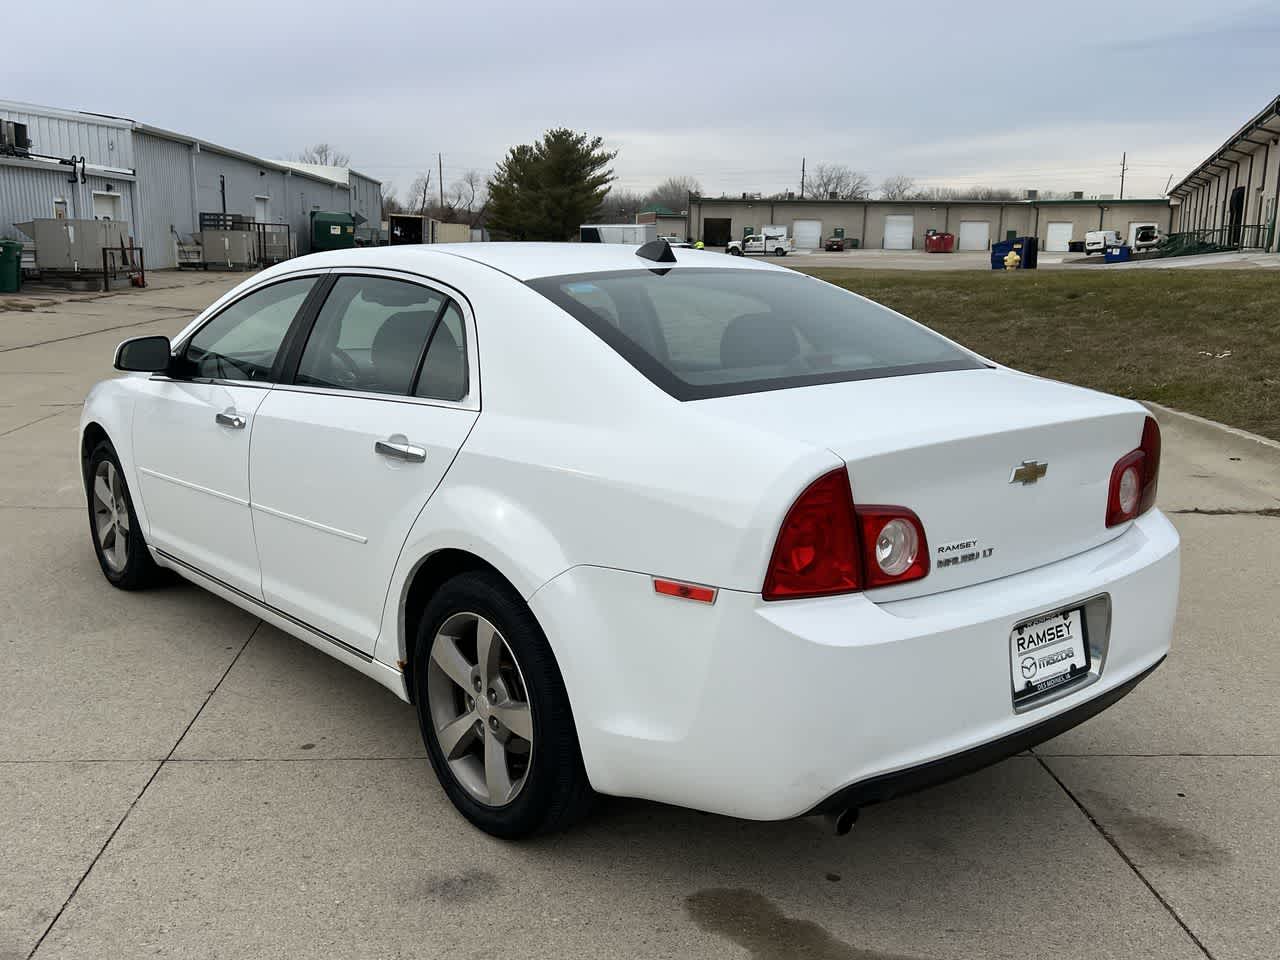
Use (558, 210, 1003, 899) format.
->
(375, 437, 426, 463)
(215, 409, 246, 429)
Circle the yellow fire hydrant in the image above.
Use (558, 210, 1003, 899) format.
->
(1003, 248, 1021, 271)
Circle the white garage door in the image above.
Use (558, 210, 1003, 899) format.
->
(1045, 222, 1073, 252)
(792, 219, 822, 250)
(884, 215, 914, 250)
(957, 220, 991, 251)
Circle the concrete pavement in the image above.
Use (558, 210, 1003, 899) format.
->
(1, 271, 1277, 959)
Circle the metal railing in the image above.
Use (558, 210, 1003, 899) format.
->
(197, 213, 293, 265)
(1152, 223, 1270, 258)
(101, 245, 146, 291)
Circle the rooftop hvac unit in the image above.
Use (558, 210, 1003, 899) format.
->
(829, 191, 838, 200)
(1072, 191, 1085, 200)
(0, 120, 32, 157)
(1025, 189, 1038, 200)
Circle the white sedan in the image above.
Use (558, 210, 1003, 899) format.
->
(82, 240, 1179, 838)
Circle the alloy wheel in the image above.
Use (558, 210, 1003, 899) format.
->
(426, 611, 534, 806)
(92, 460, 130, 573)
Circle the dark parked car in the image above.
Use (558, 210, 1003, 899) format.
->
(824, 237, 846, 251)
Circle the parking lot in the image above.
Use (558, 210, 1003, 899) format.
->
(2, 270, 1278, 960)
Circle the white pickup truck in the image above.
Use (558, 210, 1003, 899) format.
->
(727, 233, 792, 257)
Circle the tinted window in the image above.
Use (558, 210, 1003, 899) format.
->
(296, 276, 445, 395)
(184, 277, 314, 381)
(528, 268, 984, 400)
(415, 301, 468, 401)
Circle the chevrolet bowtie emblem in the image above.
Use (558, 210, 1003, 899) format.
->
(1010, 460, 1048, 485)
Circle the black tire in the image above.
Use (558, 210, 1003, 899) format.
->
(413, 570, 594, 839)
(774, 247, 787, 257)
(84, 439, 163, 590)
(729, 247, 743, 256)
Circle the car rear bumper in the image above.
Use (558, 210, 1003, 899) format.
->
(807, 654, 1162, 815)
(529, 509, 1179, 821)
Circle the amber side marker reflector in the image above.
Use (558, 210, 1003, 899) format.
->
(653, 578, 717, 604)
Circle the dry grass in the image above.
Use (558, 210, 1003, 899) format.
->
(801, 268, 1280, 440)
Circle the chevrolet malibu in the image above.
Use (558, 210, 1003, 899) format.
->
(81, 241, 1179, 838)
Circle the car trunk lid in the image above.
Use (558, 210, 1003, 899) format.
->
(696, 367, 1148, 600)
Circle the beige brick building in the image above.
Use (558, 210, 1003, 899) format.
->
(684, 195, 1173, 252)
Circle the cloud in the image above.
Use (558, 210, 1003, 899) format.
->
(6, 0, 1277, 199)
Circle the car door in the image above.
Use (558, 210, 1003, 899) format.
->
(249, 271, 479, 655)
(131, 274, 323, 598)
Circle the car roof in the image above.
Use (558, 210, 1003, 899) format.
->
(271, 242, 783, 282)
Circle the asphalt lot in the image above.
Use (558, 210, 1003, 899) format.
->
(2, 270, 1278, 960)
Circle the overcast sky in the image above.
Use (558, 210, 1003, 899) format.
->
(9, 0, 1279, 200)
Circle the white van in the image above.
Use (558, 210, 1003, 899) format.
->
(1085, 230, 1123, 255)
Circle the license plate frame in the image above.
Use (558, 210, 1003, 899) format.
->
(1010, 605, 1091, 706)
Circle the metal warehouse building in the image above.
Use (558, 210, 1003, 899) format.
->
(1168, 93, 1280, 251)
(0, 99, 381, 268)
(686, 195, 1173, 252)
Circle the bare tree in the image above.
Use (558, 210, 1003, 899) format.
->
(646, 176, 701, 212)
(442, 169, 489, 225)
(592, 188, 647, 223)
(380, 183, 404, 216)
(408, 171, 433, 216)
(806, 163, 872, 200)
(295, 142, 351, 167)
(912, 184, 962, 201)
(879, 175, 917, 200)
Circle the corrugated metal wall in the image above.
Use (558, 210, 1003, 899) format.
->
(0, 103, 134, 170)
(0, 166, 74, 239)
(349, 172, 382, 227)
(135, 133, 195, 268)
(4, 102, 383, 264)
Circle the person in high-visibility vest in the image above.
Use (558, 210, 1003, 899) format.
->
(694, 240, 704, 250)
(1004, 248, 1021, 271)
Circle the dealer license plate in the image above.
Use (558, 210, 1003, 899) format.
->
(1011, 607, 1090, 705)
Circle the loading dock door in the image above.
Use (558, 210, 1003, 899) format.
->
(957, 221, 991, 251)
(792, 219, 822, 250)
(1128, 222, 1157, 246)
(703, 218, 731, 247)
(1045, 222, 1073, 252)
(884, 215, 914, 250)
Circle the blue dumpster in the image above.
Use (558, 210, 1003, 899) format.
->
(1104, 245, 1131, 263)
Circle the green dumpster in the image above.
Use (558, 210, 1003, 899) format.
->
(0, 240, 22, 293)
(309, 211, 356, 252)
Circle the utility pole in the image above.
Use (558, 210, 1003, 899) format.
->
(800, 157, 806, 199)
(1119, 152, 1128, 200)
(438, 153, 445, 210)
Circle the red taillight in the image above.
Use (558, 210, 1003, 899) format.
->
(763, 469, 860, 600)
(762, 469, 929, 600)
(1106, 416, 1161, 527)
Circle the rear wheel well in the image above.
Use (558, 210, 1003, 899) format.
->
(401, 549, 514, 703)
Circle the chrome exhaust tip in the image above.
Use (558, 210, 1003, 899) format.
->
(823, 807, 859, 836)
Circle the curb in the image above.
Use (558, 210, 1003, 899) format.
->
(1142, 400, 1280, 453)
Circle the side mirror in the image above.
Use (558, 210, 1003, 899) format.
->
(114, 335, 172, 373)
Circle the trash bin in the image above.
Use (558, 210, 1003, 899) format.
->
(848, 238, 860, 249)
(925, 232, 955, 253)
(1104, 245, 1131, 263)
(0, 240, 22, 293)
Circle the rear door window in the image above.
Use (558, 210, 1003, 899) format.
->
(528, 268, 984, 400)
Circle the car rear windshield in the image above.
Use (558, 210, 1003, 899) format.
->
(527, 267, 984, 400)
